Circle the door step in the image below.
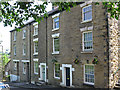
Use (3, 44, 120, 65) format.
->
(36, 81, 46, 86)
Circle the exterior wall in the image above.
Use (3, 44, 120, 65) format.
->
(31, 23, 39, 83)
(108, 15, 119, 88)
(47, 3, 109, 88)
(38, 18, 47, 81)
(10, 25, 31, 82)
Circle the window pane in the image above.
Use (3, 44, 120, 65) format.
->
(54, 17, 59, 29)
(84, 32, 93, 50)
(85, 65, 94, 84)
(34, 62, 38, 73)
(83, 5, 92, 21)
(55, 64, 60, 77)
(54, 38, 59, 52)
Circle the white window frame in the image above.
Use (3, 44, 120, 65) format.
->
(54, 63, 60, 79)
(23, 62, 26, 74)
(82, 31, 93, 52)
(34, 61, 38, 75)
(84, 64, 94, 85)
(82, 5, 92, 23)
(14, 45, 16, 56)
(33, 25, 38, 36)
(52, 13, 60, 31)
(52, 33, 60, 54)
(33, 38, 38, 55)
(14, 62, 17, 70)
(23, 44, 26, 55)
(33, 41, 38, 55)
(23, 30, 26, 39)
(14, 31, 17, 41)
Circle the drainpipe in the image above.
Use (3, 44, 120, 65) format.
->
(46, 17, 48, 83)
(29, 23, 32, 83)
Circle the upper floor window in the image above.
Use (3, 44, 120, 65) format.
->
(53, 17, 59, 29)
(23, 44, 26, 55)
(83, 31, 93, 51)
(52, 13, 60, 31)
(84, 64, 94, 85)
(14, 45, 16, 55)
(34, 26, 38, 36)
(52, 33, 60, 54)
(34, 41, 38, 54)
(82, 5, 92, 22)
(54, 63, 60, 79)
(23, 30, 26, 39)
(14, 31, 17, 41)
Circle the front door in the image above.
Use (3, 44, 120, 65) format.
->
(42, 65, 45, 81)
(66, 67, 70, 86)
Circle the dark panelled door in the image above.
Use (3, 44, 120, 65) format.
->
(66, 68, 70, 86)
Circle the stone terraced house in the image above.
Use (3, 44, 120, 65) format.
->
(10, 2, 120, 89)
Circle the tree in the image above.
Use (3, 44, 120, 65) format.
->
(0, 2, 119, 31)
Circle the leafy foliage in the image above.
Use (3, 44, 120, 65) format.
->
(0, 2, 77, 31)
(0, 2, 120, 31)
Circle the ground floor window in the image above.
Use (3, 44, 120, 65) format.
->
(54, 63, 60, 79)
(34, 61, 38, 74)
(23, 63, 26, 74)
(14, 62, 17, 70)
(84, 64, 94, 85)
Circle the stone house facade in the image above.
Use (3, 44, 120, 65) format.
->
(10, 24, 32, 82)
(10, 2, 120, 88)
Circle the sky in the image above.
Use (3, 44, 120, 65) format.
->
(0, 3, 52, 53)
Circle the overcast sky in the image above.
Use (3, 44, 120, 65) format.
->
(0, 3, 52, 53)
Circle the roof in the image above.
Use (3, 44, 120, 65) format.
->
(10, 2, 82, 32)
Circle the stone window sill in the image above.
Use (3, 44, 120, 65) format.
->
(54, 77, 60, 79)
(52, 52, 59, 55)
(83, 83, 94, 87)
(81, 51, 92, 54)
(52, 28, 59, 31)
(81, 19, 92, 24)
(33, 53, 38, 55)
(33, 34, 38, 37)
(34, 72, 38, 75)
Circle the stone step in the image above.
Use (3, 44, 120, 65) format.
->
(116, 83, 120, 86)
(114, 85, 120, 89)
(36, 81, 46, 86)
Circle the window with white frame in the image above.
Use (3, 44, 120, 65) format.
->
(53, 16, 59, 29)
(34, 25, 38, 36)
(52, 33, 60, 54)
(14, 31, 17, 41)
(83, 31, 93, 51)
(23, 63, 26, 74)
(14, 62, 17, 70)
(14, 45, 16, 55)
(34, 61, 38, 74)
(53, 37, 59, 53)
(23, 44, 26, 55)
(84, 65, 94, 85)
(82, 5, 92, 22)
(34, 41, 38, 54)
(54, 63, 60, 78)
(23, 30, 26, 39)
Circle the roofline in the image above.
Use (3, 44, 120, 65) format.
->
(10, 2, 83, 32)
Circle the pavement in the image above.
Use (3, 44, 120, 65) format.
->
(3, 82, 63, 89)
